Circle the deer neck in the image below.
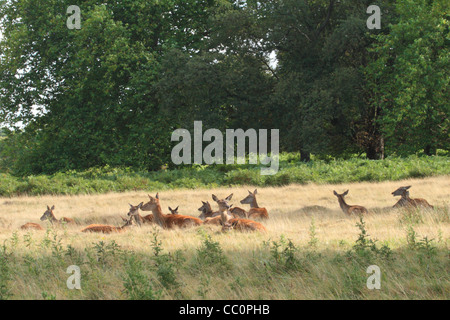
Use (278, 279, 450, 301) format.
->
(401, 191, 411, 200)
(49, 212, 59, 223)
(249, 197, 259, 209)
(220, 211, 230, 223)
(150, 203, 168, 228)
(337, 197, 350, 212)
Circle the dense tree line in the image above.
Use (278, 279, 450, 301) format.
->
(0, 0, 448, 175)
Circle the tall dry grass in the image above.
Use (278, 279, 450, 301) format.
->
(0, 176, 448, 299)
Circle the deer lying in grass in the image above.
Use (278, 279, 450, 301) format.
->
(40, 205, 75, 225)
(219, 213, 267, 232)
(127, 202, 155, 225)
(333, 190, 368, 215)
(141, 193, 202, 229)
(81, 217, 134, 234)
(203, 194, 236, 225)
(239, 189, 269, 219)
(198, 201, 214, 220)
(392, 186, 434, 209)
(20, 223, 44, 231)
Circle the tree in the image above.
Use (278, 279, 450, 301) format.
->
(367, 0, 449, 156)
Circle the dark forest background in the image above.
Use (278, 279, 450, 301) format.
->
(0, 0, 448, 175)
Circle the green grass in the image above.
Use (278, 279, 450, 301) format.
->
(0, 219, 448, 300)
(0, 154, 449, 196)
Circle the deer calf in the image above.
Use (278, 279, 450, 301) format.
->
(333, 190, 368, 215)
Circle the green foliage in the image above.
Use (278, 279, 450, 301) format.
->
(264, 235, 300, 272)
(0, 0, 448, 174)
(367, 0, 450, 155)
(122, 254, 162, 300)
(0, 154, 448, 196)
(350, 217, 392, 261)
(0, 243, 12, 300)
(195, 229, 230, 271)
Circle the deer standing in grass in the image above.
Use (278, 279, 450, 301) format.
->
(392, 186, 434, 209)
(40, 205, 74, 225)
(333, 190, 368, 215)
(20, 223, 43, 231)
(81, 217, 134, 234)
(141, 193, 202, 229)
(239, 189, 269, 219)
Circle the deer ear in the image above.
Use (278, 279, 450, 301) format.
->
(405, 186, 411, 190)
(202, 201, 206, 205)
(212, 194, 218, 202)
(51, 205, 55, 210)
(47, 205, 50, 210)
(333, 191, 338, 196)
(155, 193, 159, 199)
(226, 193, 233, 201)
(175, 206, 179, 211)
(129, 203, 133, 207)
(168, 207, 172, 211)
(343, 190, 349, 196)
(248, 190, 252, 194)
(138, 202, 143, 208)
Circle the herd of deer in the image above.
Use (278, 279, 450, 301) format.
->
(18, 185, 433, 234)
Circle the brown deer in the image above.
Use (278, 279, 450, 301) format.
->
(40, 205, 75, 225)
(392, 186, 434, 209)
(127, 202, 154, 225)
(81, 217, 134, 234)
(20, 223, 44, 231)
(205, 194, 238, 225)
(198, 201, 214, 220)
(141, 193, 203, 229)
(333, 190, 368, 215)
(219, 218, 267, 232)
(198, 200, 223, 225)
(239, 189, 269, 219)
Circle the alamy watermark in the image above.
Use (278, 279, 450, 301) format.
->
(171, 121, 279, 175)
(367, 5, 381, 30)
(66, 265, 81, 290)
(67, 5, 81, 30)
(366, 265, 381, 290)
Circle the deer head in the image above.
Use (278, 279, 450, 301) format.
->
(40, 205, 56, 221)
(168, 206, 179, 215)
(212, 193, 233, 212)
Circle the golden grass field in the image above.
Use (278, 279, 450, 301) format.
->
(0, 175, 448, 300)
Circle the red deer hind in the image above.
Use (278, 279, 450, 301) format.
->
(392, 186, 434, 209)
(40, 205, 75, 225)
(333, 190, 368, 215)
(81, 217, 134, 234)
(141, 193, 202, 229)
(239, 189, 269, 219)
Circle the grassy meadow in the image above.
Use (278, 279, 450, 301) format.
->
(0, 175, 448, 300)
